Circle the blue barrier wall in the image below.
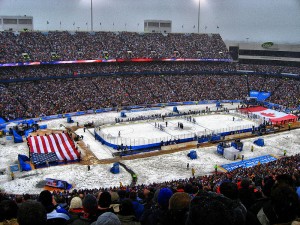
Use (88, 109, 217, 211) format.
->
(94, 131, 161, 151)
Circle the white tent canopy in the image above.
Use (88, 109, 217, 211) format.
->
(223, 147, 240, 160)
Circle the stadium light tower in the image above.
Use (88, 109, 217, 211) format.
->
(91, 0, 93, 31)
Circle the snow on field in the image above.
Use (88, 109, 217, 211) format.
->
(0, 104, 299, 194)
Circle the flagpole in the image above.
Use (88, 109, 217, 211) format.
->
(91, 0, 93, 31)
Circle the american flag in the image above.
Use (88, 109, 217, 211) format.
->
(28, 133, 79, 161)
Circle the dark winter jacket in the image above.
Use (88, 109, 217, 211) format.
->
(117, 214, 141, 225)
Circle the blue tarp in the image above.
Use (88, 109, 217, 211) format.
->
(221, 155, 277, 172)
(257, 92, 271, 101)
(250, 90, 271, 101)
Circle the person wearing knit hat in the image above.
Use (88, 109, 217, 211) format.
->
(109, 191, 120, 213)
(91, 212, 121, 225)
(159, 192, 191, 225)
(140, 188, 173, 225)
(83, 194, 98, 214)
(70, 196, 83, 209)
(69, 194, 100, 225)
(69, 196, 84, 222)
(168, 192, 191, 210)
(157, 188, 173, 209)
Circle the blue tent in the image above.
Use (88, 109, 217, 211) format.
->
(120, 111, 126, 118)
(18, 154, 32, 171)
(173, 106, 178, 113)
(67, 117, 74, 123)
(254, 138, 264, 147)
(12, 130, 23, 143)
(110, 162, 120, 174)
(187, 150, 197, 159)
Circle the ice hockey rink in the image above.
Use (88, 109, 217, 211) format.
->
(96, 114, 257, 147)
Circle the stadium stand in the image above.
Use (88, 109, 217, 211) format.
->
(0, 30, 300, 224)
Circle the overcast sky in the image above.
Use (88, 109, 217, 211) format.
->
(0, 0, 300, 43)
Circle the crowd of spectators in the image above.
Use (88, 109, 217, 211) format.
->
(0, 30, 299, 121)
(237, 63, 300, 75)
(1, 30, 300, 225)
(1, 61, 300, 81)
(0, 31, 230, 63)
(1, 154, 299, 225)
(0, 62, 236, 80)
(1, 72, 300, 121)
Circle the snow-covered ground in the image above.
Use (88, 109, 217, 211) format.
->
(0, 103, 299, 194)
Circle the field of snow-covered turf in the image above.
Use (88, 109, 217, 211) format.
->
(0, 103, 299, 194)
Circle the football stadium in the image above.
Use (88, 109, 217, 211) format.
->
(0, 1, 300, 224)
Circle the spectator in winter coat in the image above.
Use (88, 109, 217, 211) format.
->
(185, 191, 246, 225)
(257, 184, 300, 225)
(97, 192, 114, 216)
(159, 192, 191, 225)
(140, 187, 173, 225)
(129, 191, 144, 221)
(91, 212, 121, 225)
(0, 199, 18, 225)
(38, 190, 70, 225)
(68, 197, 84, 222)
(70, 194, 100, 225)
(17, 200, 47, 225)
(117, 199, 141, 225)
